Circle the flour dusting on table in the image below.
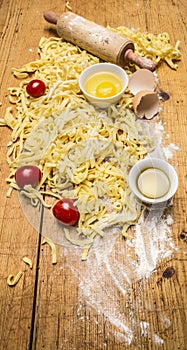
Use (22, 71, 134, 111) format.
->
(15, 113, 178, 345)
(133, 210, 176, 279)
(64, 204, 176, 345)
(62, 118, 179, 346)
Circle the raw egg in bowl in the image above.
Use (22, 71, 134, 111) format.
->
(78, 63, 128, 108)
(128, 158, 178, 204)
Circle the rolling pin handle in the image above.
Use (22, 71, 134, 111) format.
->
(43, 11, 59, 25)
(124, 49, 156, 71)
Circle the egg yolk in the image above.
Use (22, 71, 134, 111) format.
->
(84, 71, 122, 98)
(95, 82, 117, 98)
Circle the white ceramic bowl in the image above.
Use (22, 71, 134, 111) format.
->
(129, 157, 178, 204)
(78, 63, 129, 108)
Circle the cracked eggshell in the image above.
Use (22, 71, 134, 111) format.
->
(133, 90, 159, 119)
(128, 69, 156, 95)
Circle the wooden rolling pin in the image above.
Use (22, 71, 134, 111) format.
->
(44, 11, 156, 71)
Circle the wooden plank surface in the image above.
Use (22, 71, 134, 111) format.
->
(0, 0, 187, 349)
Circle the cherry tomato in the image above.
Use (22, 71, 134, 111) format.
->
(52, 199, 80, 226)
(15, 165, 42, 188)
(26, 79, 46, 98)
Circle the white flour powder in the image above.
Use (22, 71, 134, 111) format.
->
(62, 119, 179, 346)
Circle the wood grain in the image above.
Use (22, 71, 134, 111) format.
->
(0, 1, 187, 349)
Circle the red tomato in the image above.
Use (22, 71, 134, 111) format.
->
(52, 199, 80, 226)
(26, 79, 46, 98)
(15, 165, 42, 188)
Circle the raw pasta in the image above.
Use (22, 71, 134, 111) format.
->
(0, 26, 180, 256)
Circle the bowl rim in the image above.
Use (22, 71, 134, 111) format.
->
(128, 157, 178, 204)
(78, 62, 129, 101)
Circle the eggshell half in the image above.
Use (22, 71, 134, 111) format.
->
(133, 90, 159, 119)
(128, 69, 156, 95)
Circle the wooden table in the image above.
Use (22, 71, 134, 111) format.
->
(0, 1, 186, 349)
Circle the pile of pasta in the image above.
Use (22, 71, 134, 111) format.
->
(0, 27, 181, 256)
(14, 105, 154, 251)
(109, 26, 181, 69)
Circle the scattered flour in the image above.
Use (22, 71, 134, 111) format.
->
(159, 314, 172, 329)
(133, 210, 177, 279)
(140, 321, 149, 336)
(63, 197, 176, 345)
(153, 333, 164, 345)
(163, 143, 180, 159)
(62, 118, 179, 346)
(18, 114, 179, 346)
(140, 322, 164, 345)
(152, 120, 179, 160)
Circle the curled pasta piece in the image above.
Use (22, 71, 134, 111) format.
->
(7, 271, 23, 286)
(22, 256, 33, 269)
(42, 237, 57, 264)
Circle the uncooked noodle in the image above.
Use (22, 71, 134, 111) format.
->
(0, 28, 181, 257)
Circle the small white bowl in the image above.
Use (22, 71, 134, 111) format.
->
(129, 157, 178, 204)
(78, 63, 128, 108)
